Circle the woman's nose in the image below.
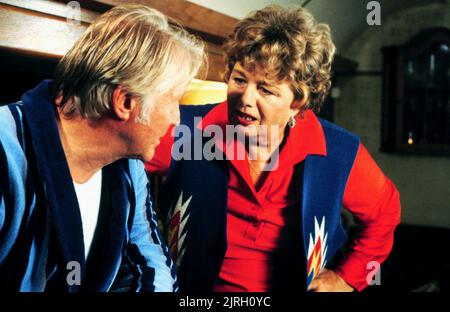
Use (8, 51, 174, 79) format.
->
(240, 85, 257, 108)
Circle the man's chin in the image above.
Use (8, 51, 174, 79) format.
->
(142, 149, 156, 163)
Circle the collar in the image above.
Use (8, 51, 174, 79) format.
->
(198, 101, 327, 164)
(21, 80, 86, 287)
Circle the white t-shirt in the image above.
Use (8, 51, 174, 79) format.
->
(73, 170, 102, 259)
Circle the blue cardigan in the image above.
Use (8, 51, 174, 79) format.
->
(157, 104, 360, 292)
(0, 80, 177, 291)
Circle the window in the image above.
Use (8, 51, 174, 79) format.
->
(381, 28, 450, 156)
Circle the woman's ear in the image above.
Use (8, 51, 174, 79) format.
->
(112, 87, 137, 121)
(291, 84, 310, 116)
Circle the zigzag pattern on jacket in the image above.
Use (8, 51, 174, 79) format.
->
(307, 216, 328, 288)
(166, 191, 192, 269)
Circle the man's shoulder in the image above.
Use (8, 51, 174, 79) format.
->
(0, 102, 29, 217)
(0, 101, 23, 127)
(0, 101, 26, 149)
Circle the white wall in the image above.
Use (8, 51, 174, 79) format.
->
(187, 0, 300, 19)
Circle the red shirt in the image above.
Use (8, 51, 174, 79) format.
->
(146, 102, 401, 292)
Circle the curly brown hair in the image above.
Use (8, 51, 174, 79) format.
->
(223, 5, 335, 112)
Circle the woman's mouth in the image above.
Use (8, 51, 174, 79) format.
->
(235, 110, 257, 126)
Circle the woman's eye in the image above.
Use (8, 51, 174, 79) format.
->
(233, 77, 246, 85)
(260, 87, 273, 95)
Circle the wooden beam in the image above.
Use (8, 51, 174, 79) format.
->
(0, 0, 239, 40)
(0, 0, 99, 24)
(205, 42, 225, 82)
(93, 0, 238, 40)
(0, 0, 234, 81)
(0, 3, 87, 58)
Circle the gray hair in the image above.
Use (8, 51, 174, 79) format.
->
(53, 4, 206, 120)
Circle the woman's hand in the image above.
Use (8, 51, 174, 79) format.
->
(308, 269, 354, 292)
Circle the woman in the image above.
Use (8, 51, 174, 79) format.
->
(146, 5, 400, 292)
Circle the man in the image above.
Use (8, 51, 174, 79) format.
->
(0, 4, 205, 291)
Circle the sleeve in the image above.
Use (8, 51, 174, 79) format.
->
(0, 170, 5, 240)
(145, 125, 175, 176)
(0, 142, 10, 264)
(334, 143, 401, 292)
(127, 160, 178, 292)
(0, 120, 27, 265)
(0, 151, 4, 234)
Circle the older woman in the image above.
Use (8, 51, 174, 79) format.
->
(147, 5, 400, 292)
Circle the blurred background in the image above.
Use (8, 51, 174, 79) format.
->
(0, 0, 449, 291)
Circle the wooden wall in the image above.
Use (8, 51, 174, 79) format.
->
(0, 0, 238, 82)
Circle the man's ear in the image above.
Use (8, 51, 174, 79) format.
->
(112, 87, 137, 121)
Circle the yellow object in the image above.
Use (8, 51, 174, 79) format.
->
(180, 79, 227, 105)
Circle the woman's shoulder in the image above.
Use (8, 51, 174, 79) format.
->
(318, 118, 360, 142)
(317, 118, 361, 160)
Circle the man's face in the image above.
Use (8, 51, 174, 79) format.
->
(126, 87, 182, 162)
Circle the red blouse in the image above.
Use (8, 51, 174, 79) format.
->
(146, 102, 401, 292)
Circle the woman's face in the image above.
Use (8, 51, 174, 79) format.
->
(227, 62, 301, 143)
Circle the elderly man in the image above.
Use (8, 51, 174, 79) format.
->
(0, 4, 204, 291)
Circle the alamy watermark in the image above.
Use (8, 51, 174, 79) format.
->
(66, 260, 81, 286)
(66, 1, 81, 31)
(367, 1, 381, 26)
(65, 259, 383, 287)
(366, 261, 381, 286)
(171, 117, 281, 171)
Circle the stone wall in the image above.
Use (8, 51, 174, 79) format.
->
(335, 3, 450, 228)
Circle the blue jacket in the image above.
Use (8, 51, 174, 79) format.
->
(0, 80, 177, 291)
(157, 104, 360, 292)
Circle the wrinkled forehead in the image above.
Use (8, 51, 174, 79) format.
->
(240, 53, 288, 79)
(233, 61, 292, 86)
